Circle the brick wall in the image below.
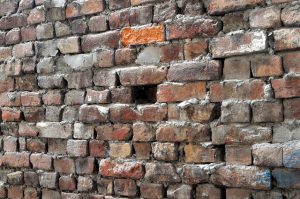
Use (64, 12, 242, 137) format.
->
(0, 0, 299, 198)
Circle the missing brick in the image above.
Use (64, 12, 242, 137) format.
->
(133, 85, 157, 104)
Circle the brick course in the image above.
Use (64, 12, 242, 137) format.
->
(0, 0, 298, 198)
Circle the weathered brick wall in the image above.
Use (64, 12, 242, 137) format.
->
(0, 0, 299, 198)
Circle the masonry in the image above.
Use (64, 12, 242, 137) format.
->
(0, 0, 299, 198)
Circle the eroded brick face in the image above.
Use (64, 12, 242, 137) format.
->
(0, 0, 298, 198)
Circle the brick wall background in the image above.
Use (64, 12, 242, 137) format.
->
(0, 0, 299, 198)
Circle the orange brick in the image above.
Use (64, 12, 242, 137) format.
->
(121, 25, 165, 46)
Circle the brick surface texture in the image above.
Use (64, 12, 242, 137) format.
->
(0, 0, 299, 198)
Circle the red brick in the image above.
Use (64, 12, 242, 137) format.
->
(115, 48, 136, 65)
(223, 12, 249, 33)
(59, 176, 76, 191)
(196, 184, 222, 199)
(251, 55, 283, 77)
(3, 60, 22, 77)
(3, 136, 17, 152)
(157, 82, 206, 102)
(226, 145, 252, 165)
(95, 50, 114, 68)
(221, 102, 250, 123)
(20, 92, 41, 107)
(75, 157, 95, 174)
(2, 108, 21, 122)
(208, 0, 264, 15)
(88, 15, 107, 33)
(7, 186, 23, 199)
(85, 89, 110, 104)
(132, 122, 155, 141)
(144, 162, 180, 183)
(65, 70, 93, 89)
(114, 179, 137, 197)
(0, 78, 14, 93)
(41, 189, 60, 199)
(79, 105, 109, 123)
(184, 40, 208, 60)
(67, 140, 88, 157)
(168, 60, 222, 81)
(252, 101, 283, 123)
(284, 98, 300, 120)
(16, 75, 38, 91)
(153, 1, 177, 23)
(21, 27, 36, 42)
(23, 107, 45, 122)
(134, 143, 151, 160)
(0, 14, 27, 30)
(19, 123, 38, 137)
(96, 124, 132, 141)
(57, 36, 80, 54)
(274, 28, 300, 51)
(129, 6, 152, 26)
(224, 56, 250, 80)
(184, 144, 222, 163)
(0, 47, 12, 61)
(168, 103, 219, 123)
(26, 139, 45, 153)
(89, 140, 106, 158)
(48, 139, 67, 155)
(81, 31, 120, 52)
(181, 165, 209, 184)
(5, 29, 20, 45)
(70, 19, 87, 34)
(211, 79, 266, 102)
(99, 159, 144, 179)
(24, 171, 39, 187)
(0, 92, 21, 107)
(111, 87, 133, 103)
(226, 189, 251, 199)
(140, 183, 164, 199)
(109, 0, 130, 10)
(272, 76, 300, 98)
(93, 69, 117, 87)
(27, 7, 45, 25)
(271, 0, 292, 3)
(110, 104, 167, 123)
(19, 0, 34, 10)
(77, 176, 93, 192)
(283, 52, 300, 73)
(212, 125, 272, 145)
(159, 43, 182, 62)
(0, 0, 18, 16)
(249, 6, 281, 28)
(152, 142, 178, 161)
(110, 142, 132, 158)
(119, 66, 166, 86)
(42, 90, 62, 105)
(281, 4, 300, 26)
(109, 9, 130, 30)
(0, 152, 30, 168)
(156, 123, 210, 142)
(252, 143, 282, 167)
(211, 31, 267, 58)
(211, 165, 271, 190)
(166, 16, 221, 40)
(66, 0, 104, 18)
(13, 42, 34, 59)
(30, 154, 52, 170)
(24, 187, 38, 199)
(54, 158, 75, 174)
(121, 25, 165, 46)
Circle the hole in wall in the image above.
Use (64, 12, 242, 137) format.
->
(133, 85, 157, 104)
